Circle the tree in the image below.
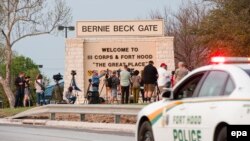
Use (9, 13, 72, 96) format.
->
(0, 55, 41, 107)
(0, 0, 72, 108)
(0, 45, 5, 65)
(149, 1, 210, 69)
(199, 0, 250, 56)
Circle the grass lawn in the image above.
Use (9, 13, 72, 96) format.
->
(0, 107, 34, 118)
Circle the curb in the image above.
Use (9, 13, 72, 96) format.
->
(0, 118, 135, 133)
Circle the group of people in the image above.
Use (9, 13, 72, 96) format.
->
(14, 72, 45, 108)
(143, 61, 189, 103)
(15, 71, 79, 108)
(90, 60, 189, 104)
(14, 72, 31, 108)
(14, 60, 189, 107)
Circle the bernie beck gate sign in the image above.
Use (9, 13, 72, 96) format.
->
(76, 20, 164, 37)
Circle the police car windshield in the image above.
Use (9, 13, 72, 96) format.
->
(243, 69, 250, 77)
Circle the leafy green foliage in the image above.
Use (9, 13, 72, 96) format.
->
(199, 0, 250, 56)
(0, 55, 39, 78)
(0, 83, 9, 108)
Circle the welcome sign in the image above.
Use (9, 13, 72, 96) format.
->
(83, 39, 157, 93)
(76, 20, 164, 37)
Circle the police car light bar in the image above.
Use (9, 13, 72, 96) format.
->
(211, 57, 250, 64)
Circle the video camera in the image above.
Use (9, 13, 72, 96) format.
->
(71, 70, 76, 76)
(128, 68, 135, 75)
(88, 78, 92, 83)
(110, 69, 121, 77)
(53, 73, 63, 82)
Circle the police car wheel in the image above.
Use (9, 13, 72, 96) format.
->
(216, 127, 227, 141)
(138, 121, 154, 141)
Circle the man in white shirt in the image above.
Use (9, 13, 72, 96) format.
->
(120, 65, 131, 104)
(157, 63, 171, 94)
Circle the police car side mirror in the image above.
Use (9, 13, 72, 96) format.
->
(162, 88, 173, 98)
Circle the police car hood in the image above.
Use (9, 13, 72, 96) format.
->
(138, 99, 173, 119)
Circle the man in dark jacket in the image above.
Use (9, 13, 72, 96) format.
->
(143, 61, 158, 103)
(14, 72, 25, 107)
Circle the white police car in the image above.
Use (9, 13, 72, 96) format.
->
(136, 57, 250, 141)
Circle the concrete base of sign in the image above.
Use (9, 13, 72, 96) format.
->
(64, 37, 174, 104)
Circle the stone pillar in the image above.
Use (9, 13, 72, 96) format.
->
(65, 39, 85, 104)
(155, 37, 175, 71)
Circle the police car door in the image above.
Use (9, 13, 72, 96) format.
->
(160, 72, 207, 141)
(182, 70, 232, 141)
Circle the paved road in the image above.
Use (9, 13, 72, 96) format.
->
(0, 124, 134, 141)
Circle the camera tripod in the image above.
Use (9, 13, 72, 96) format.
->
(70, 74, 81, 91)
(69, 72, 81, 104)
(54, 80, 63, 103)
(154, 83, 161, 102)
(99, 78, 106, 94)
(99, 69, 110, 103)
(86, 78, 102, 104)
(24, 87, 35, 107)
(99, 75, 110, 103)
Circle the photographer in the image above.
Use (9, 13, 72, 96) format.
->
(91, 70, 106, 92)
(52, 73, 63, 103)
(65, 86, 76, 104)
(87, 70, 106, 104)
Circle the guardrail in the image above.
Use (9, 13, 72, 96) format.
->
(9, 104, 145, 123)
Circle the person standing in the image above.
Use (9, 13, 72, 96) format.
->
(104, 71, 111, 102)
(143, 61, 158, 103)
(35, 74, 45, 106)
(14, 72, 25, 108)
(175, 62, 189, 84)
(89, 70, 106, 104)
(131, 70, 141, 103)
(157, 63, 171, 93)
(109, 71, 120, 104)
(91, 70, 106, 92)
(140, 70, 145, 103)
(23, 76, 31, 107)
(171, 71, 175, 87)
(120, 65, 131, 104)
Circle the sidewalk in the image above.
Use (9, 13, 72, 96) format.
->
(0, 118, 135, 133)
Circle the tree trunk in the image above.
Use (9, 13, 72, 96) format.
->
(0, 79, 15, 108)
(1, 41, 15, 108)
(5, 40, 12, 85)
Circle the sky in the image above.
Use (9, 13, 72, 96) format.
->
(14, 0, 183, 82)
